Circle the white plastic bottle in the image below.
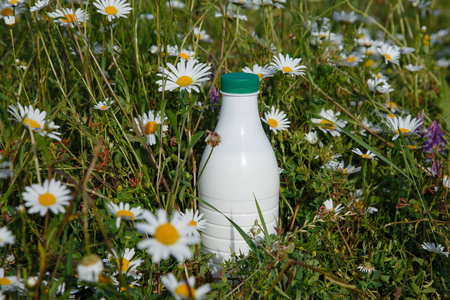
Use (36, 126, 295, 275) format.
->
(198, 73, 279, 275)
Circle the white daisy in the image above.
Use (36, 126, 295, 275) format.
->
(332, 10, 360, 24)
(93, 99, 114, 111)
(105, 201, 144, 228)
(261, 106, 290, 133)
(132, 110, 169, 146)
(161, 273, 211, 300)
(323, 199, 343, 214)
(311, 108, 347, 137)
(386, 115, 423, 141)
(351, 148, 378, 160)
(178, 48, 195, 61)
(399, 47, 416, 54)
(156, 59, 211, 93)
(0, 268, 19, 292)
(0, 2, 14, 18)
(384, 101, 400, 113)
(193, 27, 213, 43)
(135, 209, 199, 263)
(214, 10, 248, 21)
(0, 227, 15, 247)
(48, 8, 88, 27)
(371, 72, 389, 81)
(421, 242, 449, 257)
(405, 64, 423, 72)
(242, 64, 275, 80)
(6, 0, 24, 7)
(436, 58, 450, 68)
(333, 161, 361, 175)
(339, 52, 364, 67)
(166, 0, 185, 9)
(270, 53, 307, 77)
(4, 15, 14, 25)
(179, 209, 207, 237)
(93, 0, 132, 22)
(0, 155, 12, 179)
(108, 248, 142, 278)
(77, 254, 104, 282)
(443, 175, 450, 189)
(377, 44, 400, 65)
(304, 131, 318, 144)
(367, 78, 394, 94)
(30, 0, 51, 12)
(22, 179, 72, 217)
(357, 262, 376, 273)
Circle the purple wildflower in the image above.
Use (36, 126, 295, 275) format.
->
(423, 120, 446, 154)
(210, 85, 220, 110)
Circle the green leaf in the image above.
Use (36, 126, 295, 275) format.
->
(437, 75, 450, 131)
(166, 110, 179, 142)
(254, 194, 269, 239)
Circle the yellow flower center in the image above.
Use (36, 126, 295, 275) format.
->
(361, 154, 371, 159)
(397, 128, 410, 134)
(385, 53, 392, 60)
(408, 145, 417, 149)
(319, 120, 335, 130)
(267, 118, 278, 128)
(105, 6, 118, 15)
(342, 168, 348, 174)
(256, 73, 263, 79)
(116, 210, 136, 220)
(387, 102, 398, 109)
(175, 283, 196, 298)
(319, 34, 327, 38)
(282, 66, 293, 73)
(61, 14, 76, 23)
(117, 258, 130, 272)
(23, 118, 42, 129)
(1, 8, 13, 16)
(180, 53, 190, 60)
(388, 113, 395, 119)
(154, 223, 179, 245)
(144, 121, 157, 135)
(188, 220, 197, 226)
(0, 278, 12, 285)
(38, 193, 56, 206)
(9, 0, 18, 4)
(347, 57, 356, 63)
(176, 75, 193, 87)
(365, 59, 375, 67)
(100, 105, 107, 110)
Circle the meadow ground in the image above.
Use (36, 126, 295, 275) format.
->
(0, 0, 449, 298)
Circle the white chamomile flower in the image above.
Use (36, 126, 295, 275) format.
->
(135, 209, 199, 263)
(30, 0, 51, 12)
(0, 227, 15, 247)
(132, 110, 168, 146)
(242, 64, 274, 80)
(106, 201, 144, 228)
(323, 199, 343, 214)
(193, 27, 213, 43)
(166, 0, 185, 9)
(421, 242, 449, 257)
(8, 103, 62, 141)
(179, 209, 207, 237)
(405, 64, 423, 72)
(4, 15, 14, 25)
(339, 52, 364, 67)
(0, 268, 19, 292)
(443, 175, 450, 189)
(77, 254, 104, 282)
(351, 148, 378, 160)
(93, 99, 114, 111)
(304, 131, 318, 144)
(161, 273, 211, 300)
(384, 101, 400, 113)
(332, 10, 360, 24)
(48, 8, 88, 27)
(311, 108, 347, 137)
(179, 48, 195, 61)
(334, 161, 361, 175)
(6, 0, 24, 7)
(214, 10, 248, 21)
(0, 2, 14, 19)
(156, 59, 211, 93)
(377, 44, 400, 65)
(93, 0, 132, 22)
(108, 248, 142, 278)
(22, 179, 72, 217)
(357, 262, 376, 273)
(367, 78, 394, 94)
(261, 106, 290, 134)
(386, 115, 422, 141)
(0, 155, 12, 179)
(270, 53, 307, 77)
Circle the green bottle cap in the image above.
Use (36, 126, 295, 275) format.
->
(220, 73, 260, 94)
